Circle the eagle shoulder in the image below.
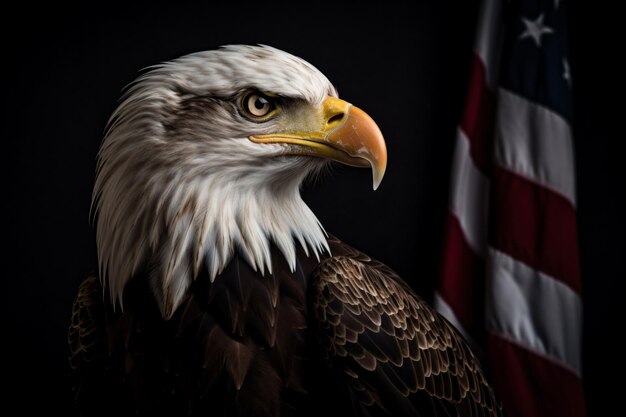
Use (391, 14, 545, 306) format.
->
(69, 276, 103, 370)
(311, 238, 503, 417)
(68, 276, 110, 412)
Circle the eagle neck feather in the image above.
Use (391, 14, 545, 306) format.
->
(95, 157, 329, 319)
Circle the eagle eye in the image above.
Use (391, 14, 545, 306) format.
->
(243, 92, 276, 119)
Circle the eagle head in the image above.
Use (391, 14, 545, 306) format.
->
(94, 45, 387, 317)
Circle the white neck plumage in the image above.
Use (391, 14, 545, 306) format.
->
(198, 175, 330, 280)
(95, 150, 329, 318)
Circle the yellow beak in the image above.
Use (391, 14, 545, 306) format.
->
(248, 97, 387, 190)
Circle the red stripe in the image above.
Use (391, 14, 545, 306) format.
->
(488, 333, 585, 417)
(490, 166, 582, 293)
(460, 54, 496, 174)
(438, 213, 485, 343)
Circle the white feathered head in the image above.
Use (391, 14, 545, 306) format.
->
(93, 45, 386, 318)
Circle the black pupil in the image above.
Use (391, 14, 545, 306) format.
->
(254, 96, 268, 110)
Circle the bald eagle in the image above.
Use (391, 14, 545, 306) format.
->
(69, 45, 502, 417)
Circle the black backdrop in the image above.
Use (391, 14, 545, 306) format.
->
(2, 2, 622, 416)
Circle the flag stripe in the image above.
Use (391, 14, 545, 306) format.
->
(490, 165, 581, 293)
(437, 1, 584, 415)
(485, 248, 582, 374)
(474, 0, 502, 88)
(460, 55, 496, 173)
(487, 333, 586, 417)
(433, 292, 480, 351)
(439, 213, 486, 341)
(449, 128, 490, 255)
(495, 88, 577, 205)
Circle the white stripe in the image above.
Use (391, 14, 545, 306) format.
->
(449, 128, 490, 256)
(485, 248, 582, 376)
(434, 292, 481, 354)
(474, 0, 502, 88)
(495, 88, 577, 205)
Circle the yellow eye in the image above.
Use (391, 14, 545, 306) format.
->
(244, 92, 275, 118)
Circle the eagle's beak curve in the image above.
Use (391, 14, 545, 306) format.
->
(248, 97, 387, 190)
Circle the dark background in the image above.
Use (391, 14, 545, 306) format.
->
(2, 2, 622, 415)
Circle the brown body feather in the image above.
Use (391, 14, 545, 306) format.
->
(69, 237, 502, 416)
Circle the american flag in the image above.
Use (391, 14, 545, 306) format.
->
(435, 0, 585, 416)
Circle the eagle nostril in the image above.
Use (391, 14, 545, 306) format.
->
(327, 113, 345, 126)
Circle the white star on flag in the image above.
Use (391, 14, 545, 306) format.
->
(519, 13, 554, 47)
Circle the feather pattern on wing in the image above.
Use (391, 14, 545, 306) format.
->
(312, 237, 503, 417)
